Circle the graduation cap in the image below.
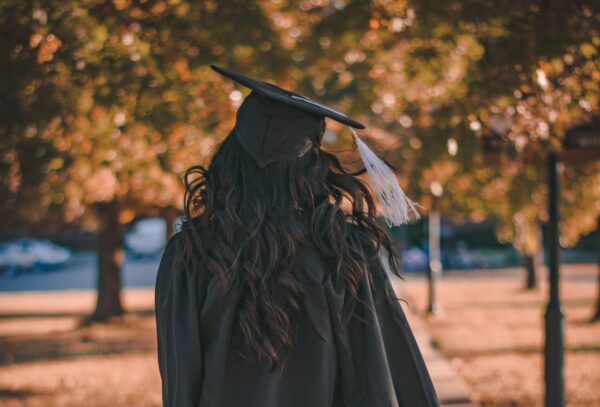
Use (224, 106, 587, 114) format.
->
(210, 65, 419, 226)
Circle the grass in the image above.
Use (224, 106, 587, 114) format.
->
(0, 290, 161, 407)
(0, 266, 597, 406)
(400, 264, 600, 407)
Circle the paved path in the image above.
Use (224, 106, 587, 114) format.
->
(388, 274, 478, 407)
(404, 309, 478, 406)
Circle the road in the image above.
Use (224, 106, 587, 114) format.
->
(0, 252, 161, 292)
(0, 251, 596, 293)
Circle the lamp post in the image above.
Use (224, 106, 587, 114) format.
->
(482, 119, 600, 407)
(594, 216, 600, 322)
(543, 121, 600, 406)
(427, 181, 444, 315)
(544, 151, 564, 407)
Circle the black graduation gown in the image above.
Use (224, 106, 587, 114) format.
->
(155, 232, 439, 407)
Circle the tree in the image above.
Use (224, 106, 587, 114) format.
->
(0, 0, 290, 320)
(1, 0, 598, 319)
(394, 0, 599, 291)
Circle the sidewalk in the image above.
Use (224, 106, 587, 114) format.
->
(404, 310, 478, 406)
(390, 276, 478, 406)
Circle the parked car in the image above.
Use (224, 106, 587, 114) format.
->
(125, 217, 167, 258)
(0, 239, 72, 276)
(400, 246, 429, 272)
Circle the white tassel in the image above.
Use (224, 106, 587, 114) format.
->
(349, 127, 420, 226)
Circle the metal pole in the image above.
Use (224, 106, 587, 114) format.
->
(427, 211, 442, 315)
(594, 217, 600, 322)
(544, 152, 564, 407)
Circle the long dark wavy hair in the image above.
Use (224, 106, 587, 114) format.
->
(180, 124, 402, 369)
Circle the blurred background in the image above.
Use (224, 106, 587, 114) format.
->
(0, 0, 598, 406)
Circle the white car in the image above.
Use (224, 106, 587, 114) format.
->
(0, 239, 72, 276)
(125, 217, 167, 258)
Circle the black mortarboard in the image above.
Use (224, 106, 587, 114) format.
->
(232, 91, 324, 167)
(211, 65, 365, 129)
(211, 65, 420, 226)
(211, 65, 364, 168)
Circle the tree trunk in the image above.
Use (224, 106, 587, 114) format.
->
(594, 264, 600, 322)
(163, 206, 178, 239)
(593, 217, 600, 322)
(524, 222, 543, 290)
(524, 253, 541, 289)
(91, 201, 124, 321)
